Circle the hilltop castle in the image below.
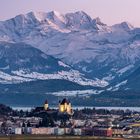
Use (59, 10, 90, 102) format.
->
(58, 98, 73, 115)
(42, 98, 73, 115)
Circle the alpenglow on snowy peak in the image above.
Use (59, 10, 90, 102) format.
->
(0, 11, 140, 92)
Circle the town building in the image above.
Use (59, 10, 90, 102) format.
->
(93, 126, 112, 137)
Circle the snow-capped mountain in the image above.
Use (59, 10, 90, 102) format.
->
(0, 41, 107, 87)
(0, 11, 140, 91)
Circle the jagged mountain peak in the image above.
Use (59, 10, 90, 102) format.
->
(46, 11, 66, 24)
(92, 17, 108, 31)
(112, 21, 134, 31)
(7, 11, 65, 24)
(2, 11, 136, 32)
(73, 11, 90, 16)
(65, 10, 92, 21)
(65, 11, 95, 30)
(93, 17, 106, 26)
(26, 11, 48, 22)
(26, 11, 66, 27)
(1, 11, 108, 32)
(47, 10, 63, 17)
(120, 21, 134, 30)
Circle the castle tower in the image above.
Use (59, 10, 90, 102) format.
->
(67, 102, 72, 114)
(44, 99, 49, 110)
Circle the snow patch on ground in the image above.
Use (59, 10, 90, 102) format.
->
(115, 80, 128, 88)
(50, 89, 102, 97)
(58, 61, 70, 68)
(0, 65, 10, 70)
(0, 70, 31, 84)
(11, 70, 108, 87)
(118, 65, 134, 75)
(109, 80, 128, 91)
(102, 74, 115, 81)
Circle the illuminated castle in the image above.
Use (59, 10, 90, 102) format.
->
(59, 98, 73, 115)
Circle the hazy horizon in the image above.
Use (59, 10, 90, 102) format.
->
(0, 0, 140, 27)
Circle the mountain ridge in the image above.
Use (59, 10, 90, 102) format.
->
(0, 41, 107, 87)
(0, 11, 140, 93)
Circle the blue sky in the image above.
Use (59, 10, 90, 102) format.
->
(0, 0, 140, 27)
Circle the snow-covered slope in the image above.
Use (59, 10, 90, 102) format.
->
(0, 42, 107, 87)
(0, 11, 140, 90)
(109, 66, 140, 91)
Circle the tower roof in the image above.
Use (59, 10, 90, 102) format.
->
(61, 98, 70, 105)
(44, 99, 48, 104)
